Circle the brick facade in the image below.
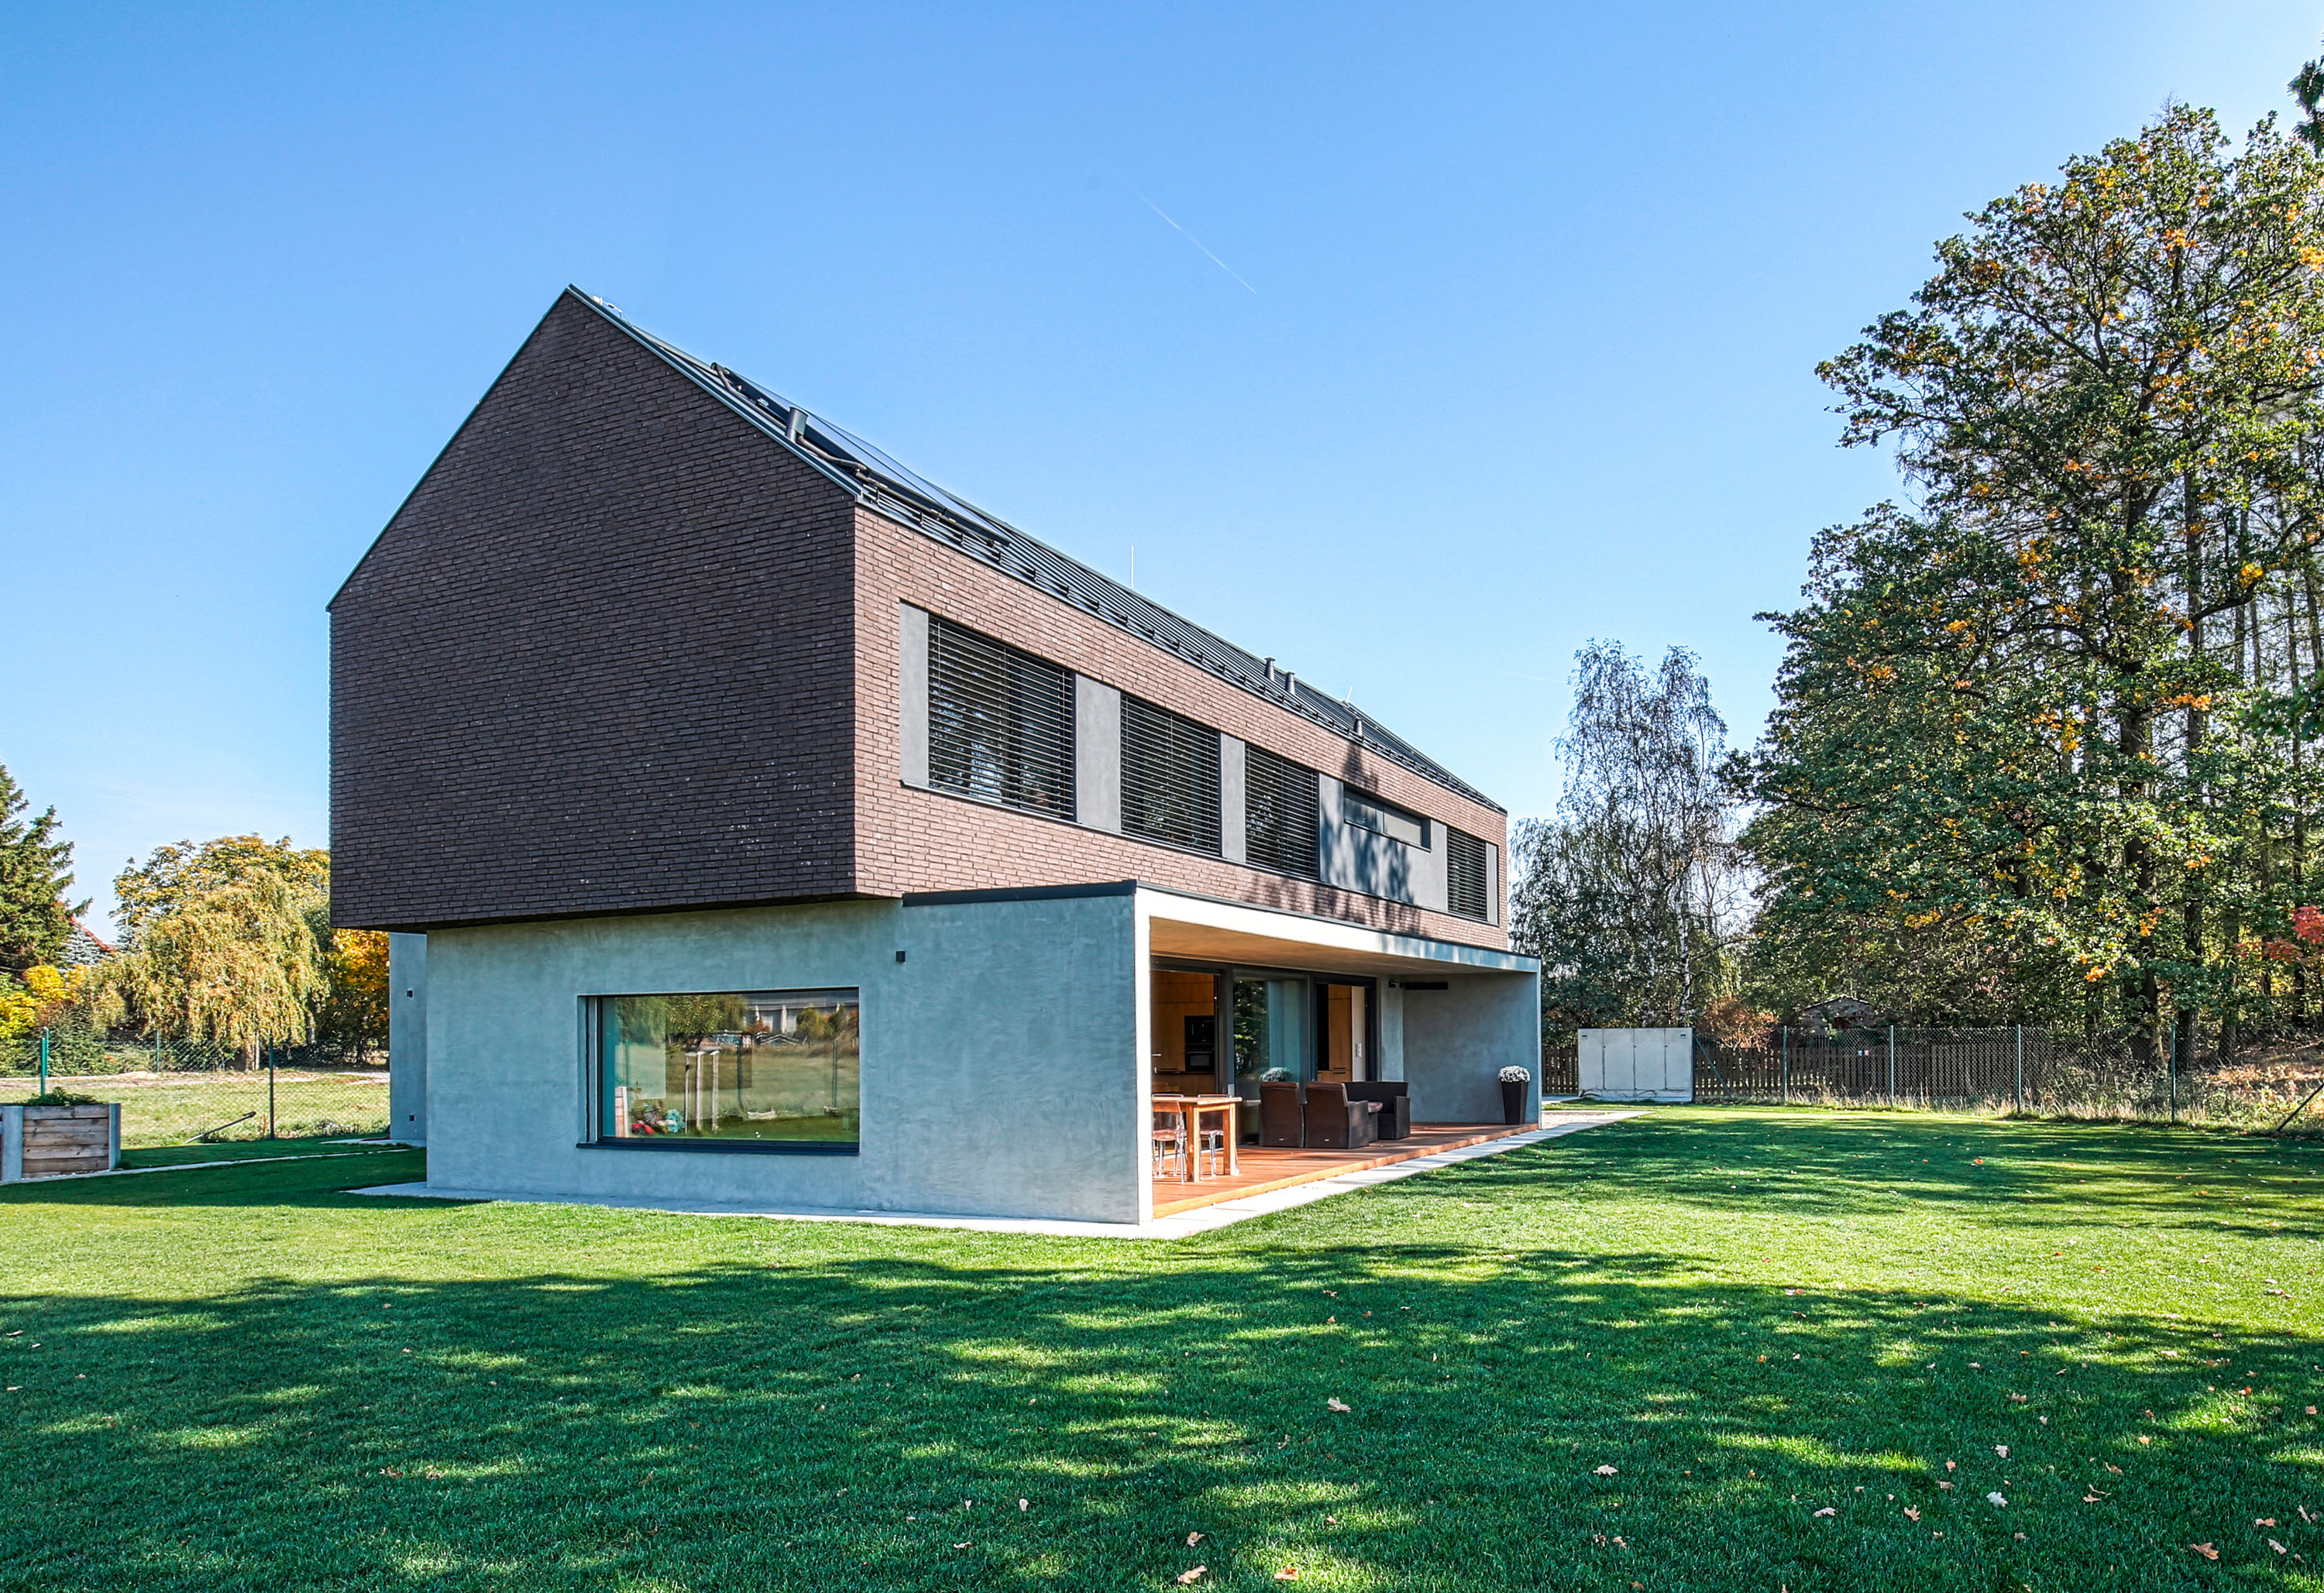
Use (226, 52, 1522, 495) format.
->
(332, 290, 1509, 949)
(331, 293, 861, 929)
(852, 506, 1510, 950)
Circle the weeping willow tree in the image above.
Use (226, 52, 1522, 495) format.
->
(101, 838, 330, 1066)
(1511, 641, 1748, 1031)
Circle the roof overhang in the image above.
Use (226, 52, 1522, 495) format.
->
(1136, 885, 1537, 979)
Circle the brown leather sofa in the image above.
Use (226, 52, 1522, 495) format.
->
(1343, 1081, 1411, 1139)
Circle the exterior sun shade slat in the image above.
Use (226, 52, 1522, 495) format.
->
(1446, 827, 1490, 921)
(928, 616, 1076, 820)
(1120, 696, 1222, 854)
(1243, 744, 1318, 879)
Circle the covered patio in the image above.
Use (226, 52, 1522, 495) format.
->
(1135, 885, 1542, 1224)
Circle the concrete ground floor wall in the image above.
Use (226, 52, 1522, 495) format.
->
(407, 882, 1542, 1226)
(421, 891, 1142, 1223)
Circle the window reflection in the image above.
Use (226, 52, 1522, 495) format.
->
(597, 990, 860, 1147)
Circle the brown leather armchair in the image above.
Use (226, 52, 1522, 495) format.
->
(1305, 1082, 1380, 1149)
(1260, 1083, 1306, 1147)
(1344, 1081, 1411, 1139)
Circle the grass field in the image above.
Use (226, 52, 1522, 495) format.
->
(2, 1107, 2320, 1591)
(0, 1069, 390, 1145)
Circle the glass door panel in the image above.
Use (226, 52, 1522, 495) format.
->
(1233, 974, 1310, 1094)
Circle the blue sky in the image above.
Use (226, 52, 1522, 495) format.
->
(3, 1, 2319, 929)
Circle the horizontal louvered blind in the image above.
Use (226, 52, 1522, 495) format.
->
(1243, 744, 1318, 878)
(1120, 695, 1221, 854)
(927, 616, 1076, 820)
(1446, 827, 1490, 920)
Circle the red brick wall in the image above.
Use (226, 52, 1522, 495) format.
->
(852, 506, 1511, 950)
(331, 292, 863, 929)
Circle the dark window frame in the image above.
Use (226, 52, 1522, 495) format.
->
(1341, 789, 1431, 850)
(1446, 828, 1490, 921)
(926, 616, 1077, 822)
(1120, 694, 1222, 855)
(1243, 743, 1320, 879)
(583, 987, 864, 1155)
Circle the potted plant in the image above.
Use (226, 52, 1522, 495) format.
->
(1498, 1066, 1532, 1125)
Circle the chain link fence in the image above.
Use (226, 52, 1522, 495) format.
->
(0, 1031, 390, 1148)
(1545, 1026, 2324, 1132)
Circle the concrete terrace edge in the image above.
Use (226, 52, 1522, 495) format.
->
(348, 1111, 1645, 1239)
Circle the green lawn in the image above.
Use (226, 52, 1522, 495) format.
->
(2, 1107, 2319, 1591)
(0, 1069, 390, 1146)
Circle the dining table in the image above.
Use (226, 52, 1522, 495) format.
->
(1151, 1093, 1242, 1182)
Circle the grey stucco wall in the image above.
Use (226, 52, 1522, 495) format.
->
(1075, 675, 1122, 831)
(1219, 734, 1246, 864)
(388, 932, 428, 1145)
(1397, 971, 1541, 1122)
(899, 603, 930, 788)
(423, 893, 1142, 1221)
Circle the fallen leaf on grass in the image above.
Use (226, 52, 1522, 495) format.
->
(1177, 1568, 1207, 1585)
(1186, 1533, 1203, 1547)
(2272, 1539, 2290, 1555)
(2191, 1543, 2219, 1560)
(1987, 1493, 2008, 1507)
(2259, 1518, 2279, 1527)
(1274, 1570, 1299, 1582)
(1903, 1506, 1920, 1521)
(1326, 1398, 1351, 1413)
(1593, 1465, 1618, 1476)
(1995, 1446, 2009, 1458)
(1813, 1507, 1836, 1518)
(953, 1542, 971, 1550)
(1020, 1499, 1029, 1512)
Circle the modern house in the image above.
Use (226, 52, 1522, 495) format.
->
(334, 287, 1540, 1225)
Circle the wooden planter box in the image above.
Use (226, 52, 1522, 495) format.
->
(1, 1103, 121, 1182)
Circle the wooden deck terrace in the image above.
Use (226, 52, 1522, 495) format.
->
(1150, 1121, 1534, 1217)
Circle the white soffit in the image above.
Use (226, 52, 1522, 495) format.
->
(1138, 887, 1535, 978)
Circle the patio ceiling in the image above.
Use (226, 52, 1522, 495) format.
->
(1142, 887, 1537, 980)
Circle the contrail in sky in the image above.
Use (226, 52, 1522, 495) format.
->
(1125, 182, 1257, 294)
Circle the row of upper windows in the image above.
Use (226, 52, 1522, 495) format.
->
(923, 614, 1492, 919)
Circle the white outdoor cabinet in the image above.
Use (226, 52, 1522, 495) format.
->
(1578, 1027, 1695, 1102)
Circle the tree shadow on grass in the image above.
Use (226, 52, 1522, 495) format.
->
(2, 1190, 2320, 1589)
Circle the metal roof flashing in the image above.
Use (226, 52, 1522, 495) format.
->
(569, 289, 1503, 815)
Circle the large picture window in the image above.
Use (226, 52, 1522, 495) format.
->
(595, 988, 860, 1150)
(1121, 695, 1222, 853)
(927, 616, 1076, 819)
(1244, 743, 1318, 878)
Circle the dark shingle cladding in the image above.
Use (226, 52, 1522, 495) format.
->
(562, 290, 1502, 815)
(329, 291, 862, 930)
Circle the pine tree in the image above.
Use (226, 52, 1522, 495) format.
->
(0, 764, 77, 974)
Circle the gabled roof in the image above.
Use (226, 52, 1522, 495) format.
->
(569, 288, 1501, 815)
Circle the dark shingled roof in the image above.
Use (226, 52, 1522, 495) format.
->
(570, 289, 1501, 815)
